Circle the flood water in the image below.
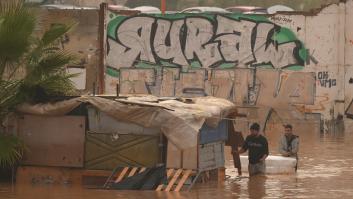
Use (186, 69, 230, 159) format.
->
(1, 122, 353, 199)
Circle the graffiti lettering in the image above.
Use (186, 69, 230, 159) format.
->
(107, 15, 305, 69)
(317, 71, 336, 88)
(318, 71, 328, 80)
(270, 16, 293, 24)
(215, 16, 255, 64)
(306, 49, 319, 65)
(184, 18, 222, 68)
(154, 19, 188, 65)
(107, 17, 155, 68)
(252, 23, 299, 68)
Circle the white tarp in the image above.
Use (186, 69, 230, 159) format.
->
(16, 95, 236, 149)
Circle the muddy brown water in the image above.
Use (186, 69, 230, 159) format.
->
(1, 125, 353, 199)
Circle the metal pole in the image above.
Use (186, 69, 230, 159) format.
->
(161, 0, 166, 15)
(116, 83, 119, 97)
(98, 3, 107, 94)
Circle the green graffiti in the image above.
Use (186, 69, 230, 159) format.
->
(107, 15, 128, 40)
(107, 12, 306, 71)
(219, 63, 236, 69)
(273, 27, 307, 63)
(106, 66, 119, 77)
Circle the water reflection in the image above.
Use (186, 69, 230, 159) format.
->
(1, 127, 353, 198)
(247, 176, 266, 199)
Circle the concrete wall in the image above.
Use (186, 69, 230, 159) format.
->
(38, 1, 352, 133)
(265, 3, 347, 132)
(100, 8, 315, 131)
(123, 0, 340, 12)
(36, 8, 99, 93)
(41, 0, 127, 7)
(102, 1, 353, 132)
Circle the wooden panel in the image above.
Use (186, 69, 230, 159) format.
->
(280, 72, 316, 105)
(210, 78, 233, 98)
(167, 142, 198, 170)
(119, 68, 155, 94)
(176, 69, 206, 97)
(199, 142, 225, 171)
(182, 146, 198, 170)
(209, 69, 235, 100)
(166, 142, 182, 168)
(160, 67, 179, 97)
(85, 132, 160, 170)
(18, 115, 85, 167)
(234, 68, 252, 104)
(256, 70, 315, 107)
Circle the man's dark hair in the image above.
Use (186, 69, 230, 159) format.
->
(250, 123, 260, 131)
(284, 124, 293, 129)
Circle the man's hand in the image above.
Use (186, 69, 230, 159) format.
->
(259, 155, 268, 162)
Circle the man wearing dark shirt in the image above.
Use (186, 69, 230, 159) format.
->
(239, 123, 269, 176)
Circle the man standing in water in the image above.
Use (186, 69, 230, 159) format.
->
(279, 124, 299, 157)
(239, 123, 269, 176)
(279, 124, 299, 171)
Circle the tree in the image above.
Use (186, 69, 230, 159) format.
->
(0, 0, 76, 168)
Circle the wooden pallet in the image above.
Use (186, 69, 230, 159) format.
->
(156, 168, 195, 192)
(104, 167, 199, 192)
(103, 167, 146, 188)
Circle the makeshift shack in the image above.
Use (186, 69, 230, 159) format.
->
(15, 95, 236, 191)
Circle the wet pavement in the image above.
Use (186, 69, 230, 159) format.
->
(1, 122, 353, 199)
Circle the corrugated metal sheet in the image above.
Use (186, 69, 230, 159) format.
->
(18, 115, 85, 167)
(86, 107, 161, 170)
(85, 132, 161, 170)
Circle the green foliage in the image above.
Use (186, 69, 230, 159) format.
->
(0, 0, 77, 167)
(0, 134, 25, 168)
(0, 1, 35, 71)
(0, 80, 21, 119)
(0, 0, 76, 107)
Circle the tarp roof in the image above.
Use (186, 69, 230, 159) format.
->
(16, 95, 236, 149)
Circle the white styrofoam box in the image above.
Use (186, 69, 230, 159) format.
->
(240, 155, 297, 174)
